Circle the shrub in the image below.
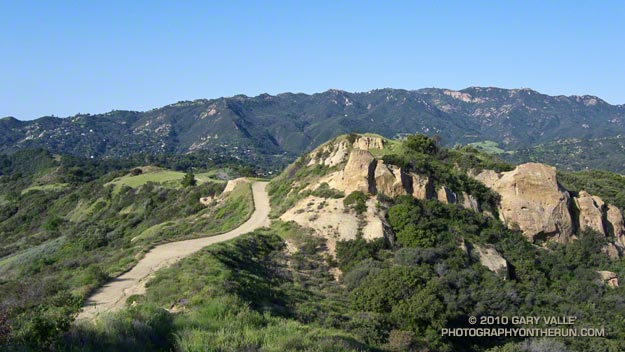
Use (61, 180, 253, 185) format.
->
(343, 191, 367, 214)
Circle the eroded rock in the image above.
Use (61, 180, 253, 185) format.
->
(597, 270, 619, 288)
(341, 150, 377, 194)
(411, 173, 434, 200)
(353, 136, 385, 150)
(437, 186, 457, 204)
(475, 163, 574, 243)
(607, 205, 625, 246)
(574, 191, 606, 236)
(472, 244, 508, 277)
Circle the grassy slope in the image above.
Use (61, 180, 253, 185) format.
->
(66, 223, 368, 352)
(106, 167, 225, 194)
(0, 166, 256, 349)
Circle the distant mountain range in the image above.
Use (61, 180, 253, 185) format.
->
(2, 87, 625, 172)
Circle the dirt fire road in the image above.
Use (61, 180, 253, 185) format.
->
(77, 181, 270, 320)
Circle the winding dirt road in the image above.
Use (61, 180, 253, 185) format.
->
(77, 181, 270, 320)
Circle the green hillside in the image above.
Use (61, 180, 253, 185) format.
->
(0, 136, 625, 352)
(3, 87, 625, 172)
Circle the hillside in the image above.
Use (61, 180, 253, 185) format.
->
(3, 87, 625, 172)
(4, 134, 625, 351)
(0, 150, 259, 348)
(43, 134, 625, 352)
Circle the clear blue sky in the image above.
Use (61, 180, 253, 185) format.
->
(1, 1, 624, 120)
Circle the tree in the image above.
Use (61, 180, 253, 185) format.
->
(181, 173, 197, 187)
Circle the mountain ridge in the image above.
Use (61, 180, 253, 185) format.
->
(2, 87, 625, 172)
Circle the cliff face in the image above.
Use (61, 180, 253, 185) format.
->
(280, 134, 625, 262)
(474, 163, 625, 247)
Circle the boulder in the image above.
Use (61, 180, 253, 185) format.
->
(601, 244, 620, 261)
(308, 139, 350, 167)
(606, 205, 625, 246)
(475, 163, 574, 243)
(472, 244, 508, 277)
(574, 191, 606, 236)
(597, 270, 619, 288)
(374, 161, 405, 197)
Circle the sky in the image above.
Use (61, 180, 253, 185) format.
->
(1, 1, 624, 120)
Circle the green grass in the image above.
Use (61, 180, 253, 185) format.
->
(20, 183, 69, 195)
(65, 228, 366, 351)
(468, 140, 507, 154)
(106, 168, 224, 194)
(131, 222, 176, 243)
(0, 236, 66, 278)
(66, 200, 91, 222)
(131, 181, 255, 244)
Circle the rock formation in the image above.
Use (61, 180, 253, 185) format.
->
(411, 174, 435, 200)
(607, 205, 625, 245)
(373, 161, 406, 197)
(299, 135, 625, 258)
(471, 244, 508, 277)
(475, 163, 574, 243)
(574, 191, 606, 236)
(461, 192, 480, 212)
(437, 187, 457, 204)
(474, 162, 625, 248)
(597, 271, 619, 288)
(340, 149, 377, 194)
(353, 136, 385, 150)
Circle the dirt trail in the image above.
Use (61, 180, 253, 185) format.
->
(77, 181, 270, 320)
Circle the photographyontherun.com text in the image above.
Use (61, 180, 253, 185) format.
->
(442, 316, 606, 338)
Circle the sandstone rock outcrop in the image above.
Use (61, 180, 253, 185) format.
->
(472, 244, 508, 277)
(373, 161, 407, 197)
(574, 191, 606, 236)
(307, 138, 350, 167)
(461, 192, 480, 212)
(325, 148, 438, 201)
(341, 150, 377, 194)
(607, 205, 625, 246)
(597, 270, 619, 288)
(437, 186, 457, 205)
(353, 136, 385, 150)
(474, 162, 625, 250)
(475, 163, 574, 243)
(411, 174, 435, 200)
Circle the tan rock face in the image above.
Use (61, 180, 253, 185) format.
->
(606, 205, 625, 246)
(472, 244, 508, 277)
(326, 148, 436, 201)
(411, 173, 434, 200)
(437, 186, 457, 204)
(597, 270, 619, 288)
(374, 161, 406, 197)
(574, 191, 606, 236)
(353, 136, 384, 150)
(307, 139, 350, 167)
(223, 178, 250, 193)
(461, 192, 480, 212)
(475, 163, 574, 243)
(342, 150, 377, 194)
